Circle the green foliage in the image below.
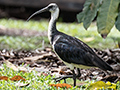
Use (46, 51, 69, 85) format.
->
(115, 12, 120, 31)
(77, 0, 120, 38)
(0, 64, 82, 90)
(0, 19, 120, 49)
(0, 64, 54, 90)
(77, 0, 100, 29)
(97, 0, 119, 37)
(0, 36, 49, 50)
(0, 64, 119, 90)
(0, 18, 48, 31)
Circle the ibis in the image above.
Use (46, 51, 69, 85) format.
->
(27, 3, 113, 86)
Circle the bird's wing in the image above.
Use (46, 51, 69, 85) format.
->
(54, 40, 96, 66)
(53, 35, 113, 71)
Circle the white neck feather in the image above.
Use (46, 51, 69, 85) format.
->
(48, 8, 59, 43)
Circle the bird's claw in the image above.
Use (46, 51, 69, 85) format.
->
(53, 75, 73, 83)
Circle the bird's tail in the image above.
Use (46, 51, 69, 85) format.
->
(93, 56, 113, 71)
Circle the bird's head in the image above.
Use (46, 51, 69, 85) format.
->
(27, 3, 59, 21)
(48, 3, 58, 13)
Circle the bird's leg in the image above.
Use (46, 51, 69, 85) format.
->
(53, 68, 81, 87)
(53, 75, 73, 82)
(72, 68, 81, 86)
(76, 68, 81, 77)
(72, 69, 76, 87)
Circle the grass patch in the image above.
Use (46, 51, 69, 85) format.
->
(0, 64, 55, 90)
(0, 64, 84, 90)
(0, 18, 120, 50)
(0, 64, 119, 90)
(0, 36, 49, 50)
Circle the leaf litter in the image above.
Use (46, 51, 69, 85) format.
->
(0, 75, 26, 81)
(0, 47, 120, 88)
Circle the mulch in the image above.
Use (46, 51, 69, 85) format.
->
(0, 47, 120, 83)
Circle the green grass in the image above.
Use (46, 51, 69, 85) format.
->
(0, 64, 83, 90)
(0, 18, 120, 50)
(0, 64, 54, 90)
(0, 36, 49, 50)
(0, 18, 48, 31)
(0, 64, 119, 90)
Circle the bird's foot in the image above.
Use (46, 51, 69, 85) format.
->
(53, 75, 73, 83)
(53, 74, 80, 83)
(53, 68, 81, 87)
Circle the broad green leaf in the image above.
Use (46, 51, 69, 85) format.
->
(115, 11, 120, 31)
(77, 0, 90, 23)
(77, 0, 100, 29)
(77, 12, 85, 23)
(83, 0, 100, 29)
(97, 0, 119, 37)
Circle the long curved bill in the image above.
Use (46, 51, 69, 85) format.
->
(27, 7, 49, 21)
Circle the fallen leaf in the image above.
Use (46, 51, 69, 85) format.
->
(4, 60, 28, 72)
(10, 75, 26, 81)
(59, 70, 66, 74)
(23, 53, 52, 61)
(49, 83, 72, 89)
(0, 76, 9, 81)
(86, 81, 116, 90)
(102, 75, 118, 82)
(4, 60, 19, 71)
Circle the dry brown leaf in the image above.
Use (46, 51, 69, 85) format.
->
(10, 75, 26, 81)
(23, 53, 52, 61)
(4, 60, 19, 71)
(4, 60, 28, 72)
(51, 68, 60, 73)
(59, 70, 66, 74)
(0, 76, 9, 81)
(50, 83, 72, 89)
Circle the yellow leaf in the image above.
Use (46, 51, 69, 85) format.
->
(86, 81, 116, 90)
(106, 81, 111, 86)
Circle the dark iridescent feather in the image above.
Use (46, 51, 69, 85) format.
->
(53, 32, 113, 71)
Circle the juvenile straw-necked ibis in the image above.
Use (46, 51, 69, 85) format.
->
(27, 3, 113, 86)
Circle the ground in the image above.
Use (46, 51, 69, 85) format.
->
(0, 19, 120, 89)
(0, 40, 120, 83)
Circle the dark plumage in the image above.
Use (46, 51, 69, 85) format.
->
(53, 31, 112, 71)
(27, 3, 113, 86)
